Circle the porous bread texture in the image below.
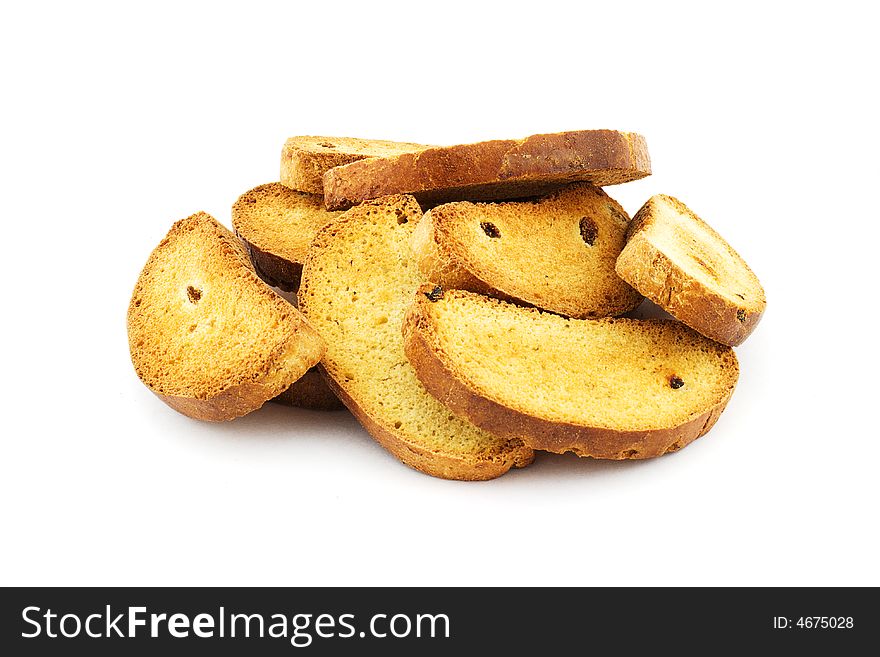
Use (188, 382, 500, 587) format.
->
(298, 195, 534, 480)
(616, 194, 766, 346)
(232, 182, 343, 291)
(404, 287, 738, 459)
(280, 136, 431, 195)
(127, 212, 325, 421)
(323, 130, 651, 210)
(412, 183, 643, 318)
(271, 367, 345, 411)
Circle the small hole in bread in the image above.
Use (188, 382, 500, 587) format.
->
(187, 286, 202, 303)
(622, 449, 639, 458)
(579, 217, 598, 246)
(134, 298, 142, 307)
(665, 440, 684, 454)
(480, 222, 501, 238)
(395, 208, 408, 224)
(393, 421, 402, 429)
(318, 142, 336, 149)
(188, 324, 197, 333)
(669, 375, 685, 389)
(736, 309, 746, 323)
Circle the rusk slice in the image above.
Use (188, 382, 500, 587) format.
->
(232, 183, 343, 291)
(281, 136, 431, 195)
(298, 195, 534, 480)
(127, 212, 325, 421)
(412, 183, 642, 318)
(615, 195, 766, 346)
(323, 130, 651, 210)
(404, 288, 738, 459)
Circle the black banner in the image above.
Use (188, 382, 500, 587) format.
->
(1, 587, 874, 654)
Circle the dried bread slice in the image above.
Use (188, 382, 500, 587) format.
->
(616, 195, 766, 346)
(404, 287, 738, 459)
(323, 130, 651, 210)
(232, 182, 343, 292)
(127, 212, 325, 421)
(298, 195, 534, 480)
(412, 183, 642, 318)
(281, 136, 431, 195)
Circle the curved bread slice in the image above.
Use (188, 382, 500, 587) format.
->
(281, 136, 431, 195)
(271, 367, 345, 411)
(615, 195, 766, 346)
(127, 212, 325, 421)
(412, 183, 642, 318)
(323, 130, 651, 210)
(298, 195, 533, 480)
(404, 287, 738, 459)
(232, 183, 343, 291)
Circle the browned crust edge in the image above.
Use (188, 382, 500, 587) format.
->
(402, 290, 737, 459)
(324, 130, 651, 210)
(236, 232, 303, 292)
(314, 364, 534, 480)
(271, 367, 345, 411)
(616, 197, 765, 347)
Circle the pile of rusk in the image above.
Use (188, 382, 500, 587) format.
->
(127, 131, 765, 480)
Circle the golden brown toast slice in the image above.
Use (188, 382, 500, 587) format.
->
(323, 130, 651, 210)
(404, 287, 738, 459)
(127, 212, 325, 421)
(281, 136, 431, 195)
(298, 195, 533, 480)
(411, 183, 642, 318)
(616, 194, 766, 346)
(232, 182, 343, 291)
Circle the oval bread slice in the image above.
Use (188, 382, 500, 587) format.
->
(232, 183, 343, 291)
(323, 130, 651, 210)
(281, 136, 431, 195)
(298, 195, 534, 480)
(404, 287, 739, 459)
(412, 183, 642, 318)
(127, 212, 326, 421)
(615, 194, 766, 346)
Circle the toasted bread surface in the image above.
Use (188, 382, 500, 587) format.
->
(323, 130, 650, 210)
(404, 287, 738, 458)
(232, 183, 342, 291)
(298, 196, 533, 480)
(127, 212, 325, 421)
(616, 194, 765, 346)
(412, 183, 642, 318)
(281, 136, 430, 195)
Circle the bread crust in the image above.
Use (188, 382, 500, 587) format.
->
(316, 365, 534, 480)
(323, 130, 651, 210)
(236, 233, 303, 292)
(271, 367, 344, 411)
(403, 288, 737, 459)
(615, 195, 765, 346)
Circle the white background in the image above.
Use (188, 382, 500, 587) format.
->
(2, 1, 877, 587)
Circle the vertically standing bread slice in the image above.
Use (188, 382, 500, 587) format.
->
(298, 195, 534, 480)
(615, 194, 766, 346)
(323, 130, 651, 210)
(404, 287, 738, 459)
(127, 212, 326, 421)
(281, 136, 431, 195)
(411, 183, 642, 318)
(231, 182, 345, 410)
(232, 183, 344, 292)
